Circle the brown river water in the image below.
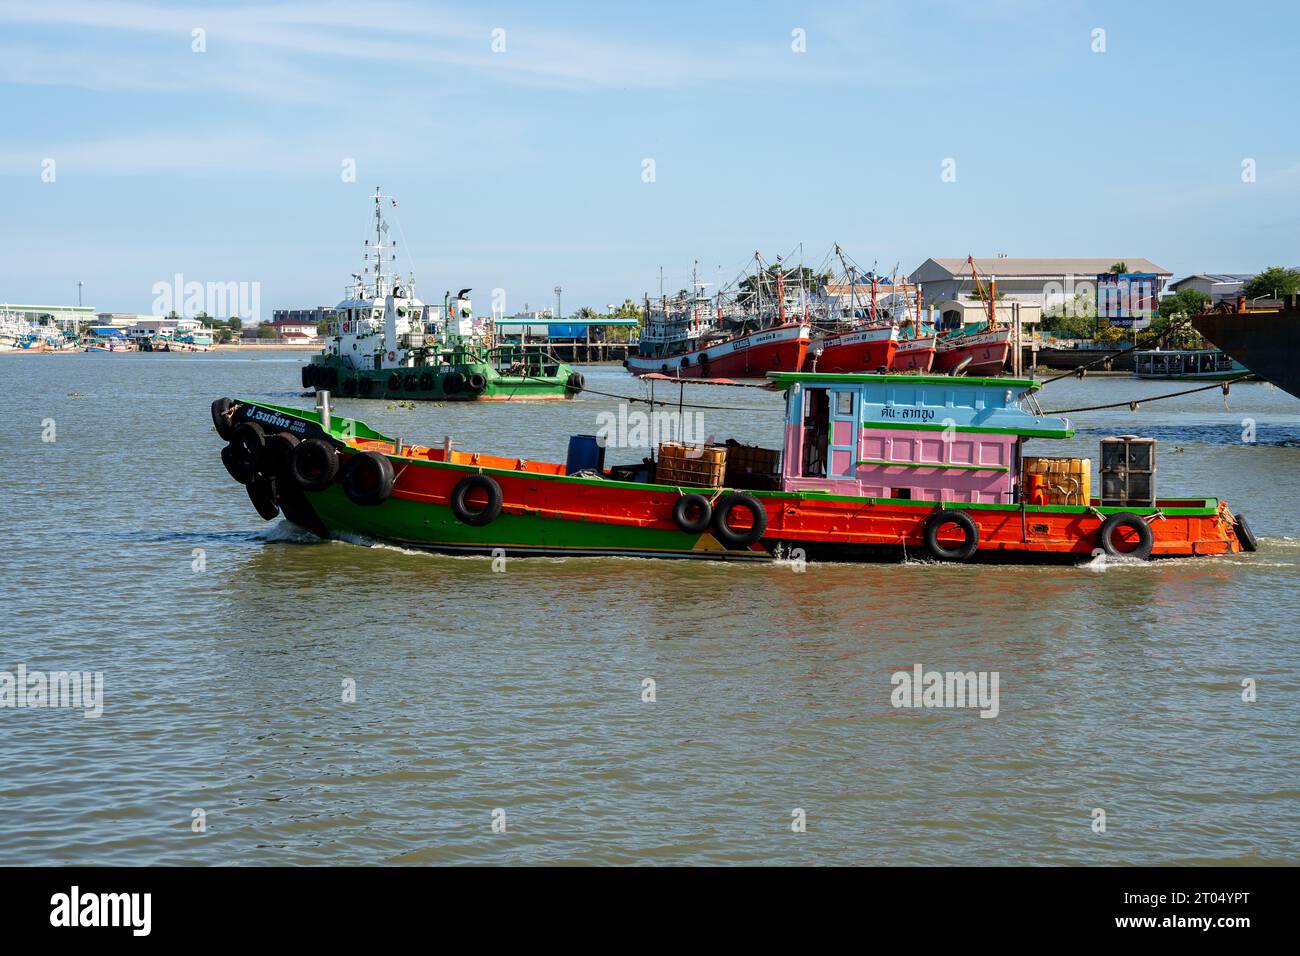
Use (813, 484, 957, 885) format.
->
(1, 351, 1298, 864)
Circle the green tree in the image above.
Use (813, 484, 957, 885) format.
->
(227, 317, 243, 332)
(1109, 261, 1129, 275)
(1139, 315, 1202, 350)
(1041, 292, 1096, 339)
(1157, 288, 1211, 320)
(214, 328, 233, 345)
(257, 324, 278, 340)
(1242, 266, 1300, 300)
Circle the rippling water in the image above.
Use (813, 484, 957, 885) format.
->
(1, 351, 1298, 865)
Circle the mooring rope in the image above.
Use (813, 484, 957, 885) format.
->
(1042, 375, 1252, 415)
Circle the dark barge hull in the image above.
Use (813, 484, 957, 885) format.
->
(1192, 300, 1300, 400)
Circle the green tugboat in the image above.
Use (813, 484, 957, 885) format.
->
(302, 189, 584, 401)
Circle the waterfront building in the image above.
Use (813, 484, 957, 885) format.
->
(931, 298, 1042, 332)
(909, 258, 1171, 312)
(3, 303, 97, 329)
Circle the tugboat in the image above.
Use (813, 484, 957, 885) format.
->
(304, 189, 583, 401)
(211, 369, 1253, 562)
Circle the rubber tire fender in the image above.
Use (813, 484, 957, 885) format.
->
(1097, 512, 1154, 560)
(290, 437, 340, 492)
(419, 372, 434, 390)
(444, 372, 465, 394)
(1233, 513, 1258, 553)
(261, 431, 300, 479)
(230, 421, 267, 469)
(211, 398, 237, 439)
(246, 475, 281, 521)
(712, 493, 768, 548)
(301, 365, 316, 389)
(672, 493, 713, 535)
(566, 371, 585, 394)
(923, 509, 980, 561)
(449, 474, 503, 526)
(466, 372, 488, 393)
(221, 443, 256, 485)
(341, 451, 396, 506)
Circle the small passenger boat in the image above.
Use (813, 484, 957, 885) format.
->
(211, 372, 1253, 562)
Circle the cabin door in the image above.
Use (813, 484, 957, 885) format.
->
(827, 388, 859, 479)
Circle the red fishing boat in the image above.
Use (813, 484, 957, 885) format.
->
(935, 327, 1012, 375)
(891, 333, 937, 371)
(625, 258, 810, 379)
(807, 324, 897, 373)
(625, 321, 810, 378)
(934, 256, 1011, 375)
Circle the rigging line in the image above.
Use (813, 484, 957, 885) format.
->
(506, 370, 777, 410)
(1042, 375, 1253, 415)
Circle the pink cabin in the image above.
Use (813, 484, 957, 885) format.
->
(773, 372, 1062, 504)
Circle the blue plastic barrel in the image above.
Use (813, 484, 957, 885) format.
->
(566, 434, 606, 475)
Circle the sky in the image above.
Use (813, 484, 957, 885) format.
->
(1, 0, 1297, 320)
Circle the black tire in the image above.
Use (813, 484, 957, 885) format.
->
(290, 437, 340, 491)
(388, 374, 401, 391)
(341, 451, 396, 506)
(359, 377, 373, 396)
(261, 431, 300, 478)
(566, 371, 585, 394)
(221, 443, 256, 484)
(712, 493, 767, 548)
(445, 372, 465, 394)
(419, 372, 433, 390)
(246, 475, 280, 521)
(923, 509, 980, 561)
(301, 365, 315, 389)
(404, 374, 419, 391)
(230, 421, 267, 469)
(466, 372, 487, 393)
(680, 356, 690, 368)
(211, 398, 236, 439)
(1097, 512, 1154, 559)
(449, 474, 503, 526)
(342, 377, 357, 397)
(672, 494, 713, 534)
(1233, 513, 1258, 553)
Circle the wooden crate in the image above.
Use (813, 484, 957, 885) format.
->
(658, 442, 727, 488)
(1023, 456, 1091, 505)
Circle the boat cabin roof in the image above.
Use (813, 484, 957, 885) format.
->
(770, 371, 1072, 439)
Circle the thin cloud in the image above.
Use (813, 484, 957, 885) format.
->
(0, 0, 727, 90)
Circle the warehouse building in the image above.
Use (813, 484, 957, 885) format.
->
(909, 258, 1171, 312)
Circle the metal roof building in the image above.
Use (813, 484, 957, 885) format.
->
(908, 258, 1172, 312)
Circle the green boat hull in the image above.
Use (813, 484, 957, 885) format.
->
(303, 347, 581, 401)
